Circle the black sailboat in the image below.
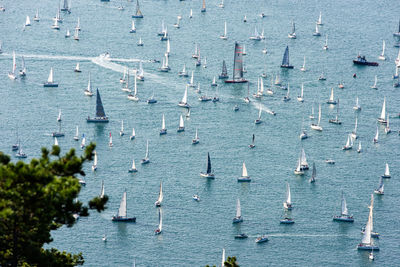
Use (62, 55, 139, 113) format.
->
(225, 42, 247, 83)
(219, 60, 229, 79)
(393, 19, 400, 37)
(200, 152, 215, 178)
(132, 0, 143, 18)
(281, 46, 294, 69)
(87, 88, 109, 123)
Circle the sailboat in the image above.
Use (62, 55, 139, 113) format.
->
(382, 163, 391, 178)
(313, 23, 321, 36)
(8, 51, 17, 80)
(200, 152, 215, 178)
(211, 76, 218, 87)
(309, 163, 316, 183)
(130, 128, 136, 140)
(74, 126, 79, 141)
(51, 18, 60, 30)
(219, 60, 229, 79)
(353, 97, 361, 110)
(201, 0, 206, 12)
(377, 97, 387, 123)
(342, 134, 353, 150)
(188, 71, 195, 87)
(333, 191, 354, 222)
(238, 162, 251, 182)
(266, 78, 274, 95)
(73, 28, 79, 41)
(283, 182, 293, 210)
(393, 66, 399, 79)
(74, 62, 81, 73)
(300, 149, 308, 171)
(326, 87, 337, 104)
(294, 157, 304, 175)
(351, 117, 358, 139)
(120, 68, 127, 83)
(249, 134, 255, 148)
(119, 120, 124, 136)
(92, 151, 98, 171)
(122, 71, 131, 92)
(385, 114, 391, 134)
(141, 140, 150, 164)
(323, 34, 329, 50)
(219, 0, 224, 8)
(87, 89, 109, 122)
(299, 119, 308, 140)
(220, 21, 228, 40)
(317, 11, 323, 25)
(80, 134, 86, 149)
(225, 42, 247, 83)
(147, 90, 157, 104)
(33, 9, 40, 22)
(112, 191, 136, 222)
(232, 198, 243, 223)
(75, 18, 81, 32)
(137, 62, 144, 81)
(24, 16, 31, 27)
(370, 75, 378, 89)
(43, 67, 58, 87)
(192, 43, 199, 58)
(288, 20, 296, 39)
(177, 115, 185, 132)
(378, 40, 385, 60)
(189, 9, 193, 18)
(283, 83, 291, 101)
(54, 137, 59, 146)
(373, 125, 379, 143)
(311, 104, 323, 131)
(173, 16, 180, 29)
(394, 19, 400, 37)
(61, 0, 70, 12)
(84, 72, 93, 96)
(249, 27, 261, 40)
(155, 181, 163, 207)
(192, 128, 199, 144)
(128, 158, 138, 172)
(329, 99, 342, 124)
(280, 46, 293, 68)
(159, 54, 170, 72)
(19, 56, 26, 77)
(127, 74, 139, 101)
(108, 132, 113, 147)
(137, 37, 144, 46)
(178, 86, 190, 108)
(154, 209, 163, 235)
(203, 57, 207, 68)
(52, 119, 64, 137)
(128, 20, 137, 33)
(357, 140, 362, 153)
(300, 56, 306, 71)
(374, 177, 384, 195)
(178, 64, 188, 77)
(15, 143, 27, 158)
(132, 0, 143, 18)
(99, 180, 105, 199)
(160, 114, 167, 135)
(357, 195, 379, 250)
(242, 44, 247, 55)
(57, 109, 62, 122)
(297, 83, 304, 102)
(254, 105, 262, 124)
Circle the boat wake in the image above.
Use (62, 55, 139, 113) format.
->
(1, 52, 93, 62)
(252, 102, 275, 115)
(268, 233, 347, 238)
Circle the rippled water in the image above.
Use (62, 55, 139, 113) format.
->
(1, 0, 399, 266)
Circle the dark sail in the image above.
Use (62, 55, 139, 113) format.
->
(96, 88, 106, 117)
(206, 152, 211, 174)
(312, 163, 316, 178)
(281, 46, 293, 68)
(132, 0, 143, 18)
(225, 42, 247, 83)
(219, 60, 228, 79)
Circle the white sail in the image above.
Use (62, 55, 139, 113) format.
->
(75, 62, 80, 71)
(57, 109, 62, 121)
(182, 86, 188, 104)
(300, 83, 304, 98)
(341, 191, 348, 216)
(118, 191, 127, 218)
(121, 120, 124, 132)
(190, 71, 194, 85)
(87, 72, 92, 93)
(166, 39, 170, 54)
(354, 117, 358, 134)
(260, 78, 264, 94)
(145, 140, 149, 158)
(131, 20, 136, 31)
(158, 209, 163, 232)
(318, 11, 322, 24)
(162, 114, 166, 130)
(81, 135, 86, 147)
(257, 105, 262, 120)
(358, 141, 362, 151)
(317, 104, 322, 125)
(242, 162, 248, 177)
(361, 195, 374, 245)
(48, 68, 54, 83)
(131, 128, 136, 138)
(157, 181, 163, 204)
(75, 126, 79, 137)
(224, 21, 227, 37)
(329, 87, 334, 101)
(301, 148, 308, 167)
(178, 115, 184, 128)
(384, 163, 390, 176)
(12, 51, 16, 74)
(236, 198, 241, 218)
(93, 151, 98, 166)
(286, 182, 291, 204)
(195, 128, 198, 139)
(381, 40, 385, 57)
(54, 137, 59, 146)
(374, 126, 379, 141)
(379, 97, 386, 120)
(345, 134, 352, 147)
(100, 180, 105, 198)
(221, 248, 225, 267)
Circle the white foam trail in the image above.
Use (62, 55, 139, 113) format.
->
(2, 53, 93, 61)
(251, 101, 275, 115)
(268, 233, 346, 237)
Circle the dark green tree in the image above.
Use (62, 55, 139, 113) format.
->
(0, 143, 108, 267)
(206, 256, 239, 267)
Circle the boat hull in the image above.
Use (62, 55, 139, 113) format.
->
(52, 132, 65, 137)
(237, 176, 251, 182)
(333, 216, 354, 222)
(235, 234, 248, 239)
(141, 158, 150, 164)
(255, 237, 269, 243)
(225, 79, 248, 83)
(280, 219, 295, 224)
(87, 117, 109, 123)
(200, 172, 215, 179)
(112, 216, 136, 222)
(353, 60, 379, 66)
(43, 83, 58, 87)
(280, 65, 294, 69)
(357, 244, 379, 251)
(232, 217, 243, 223)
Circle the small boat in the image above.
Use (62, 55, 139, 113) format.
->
(357, 194, 379, 250)
(178, 64, 188, 77)
(61, 0, 71, 12)
(378, 40, 386, 60)
(255, 235, 268, 243)
(159, 54, 170, 72)
(155, 181, 163, 207)
(119, 120, 124, 136)
(243, 15, 247, 23)
(73, 126, 79, 141)
(120, 68, 127, 83)
(8, 51, 17, 80)
(300, 148, 309, 170)
(342, 134, 353, 150)
(173, 16, 181, 29)
(309, 163, 316, 183)
(52, 118, 65, 137)
(294, 157, 304, 175)
(242, 44, 247, 55)
(249, 27, 261, 41)
(309, 104, 315, 119)
(283, 182, 292, 210)
(313, 23, 321, 36)
(73, 28, 79, 41)
(127, 75, 139, 101)
(211, 76, 217, 87)
(280, 46, 294, 68)
(353, 97, 361, 110)
(357, 141, 362, 153)
(74, 62, 81, 73)
(132, 0, 144, 18)
(218, 0, 224, 8)
(333, 191, 354, 222)
(137, 37, 144, 46)
(92, 151, 98, 171)
(280, 217, 295, 224)
(75, 18, 81, 31)
(317, 11, 323, 25)
(140, 140, 150, 164)
(381, 163, 391, 178)
(33, 9, 40, 21)
(374, 177, 384, 195)
(351, 117, 358, 139)
(234, 105, 239, 111)
(235, 233, 248, 239)
(160, 30, 168, 41)
(188, 71, 195, 87)
(192, 194, 200, 201)
(192, 43, 199, 58)
(353, 54, 379, 66)
(137, 61, 144, 81)
(369, 251, 375, 261)
(297, 83, 304, 102)
(102, 235, 107, 242)
(394, 19, 400, 37)
(128, 159, 138, 172)
(186, 108, 191, 118)
(283, 83, 291, 101)
(189, 9, 193, 18)
(254, 105, 262, 124)
(338, 81, 344, 88)
(108, 132, 113, 147)
(80, 134, 86, 149)
(192, 128, 199, 144)
(201, 0, 206, 12)
(130, 128, 136, 140)
(232, 198, 243, 223)
(238, 162, 251, 182)
(225, 42, 248, 83)
(249, 134, 255, 148)
(323, 34, 329, 50)
(198, 94, 212, 102)
(299, 128, 308, 140)
(288, 20, 296, 39)
(300, 56, 306, 71)
(84, 72, 94, 96)
(65, 29, 70, 38)
(147, 90, 157, 104)
(385, 114, 391, 134)
(178, 86, 190, 108)
(318, 72, 326, 80)
(19, 56, 26, 77)
(154, 209, 162, 235)
(373, 125, 379, 143)
(325, 159, 335, 164)
(129, 20, 136, 33)
(326, 88, 336, 104)
(370, 75, 378, 89)
(310, 104, 323, 131)
(160, 114, 167, 135)
(43, 67, 58, 87)
(177, 115, 185, 132)
(220, 21, 228, 40)
(15, 144, 27, 159)
(393, 66, 399, 79)
(377, 97, 387, 124)
(51, 19, 60, 30)
(112, 191, 136, 222)
(329, 99, 342, 124)
(200, 152, 215, 178)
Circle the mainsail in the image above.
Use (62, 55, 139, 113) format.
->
(118, 191, 128, 218)
(95, 88, 106, 117)
(225, 42, 247, 83)
(206, 152, 212, 173)
(134, 0, 143, 18)
(281, 46, 291, 67)
(236, 198, 241, 218)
